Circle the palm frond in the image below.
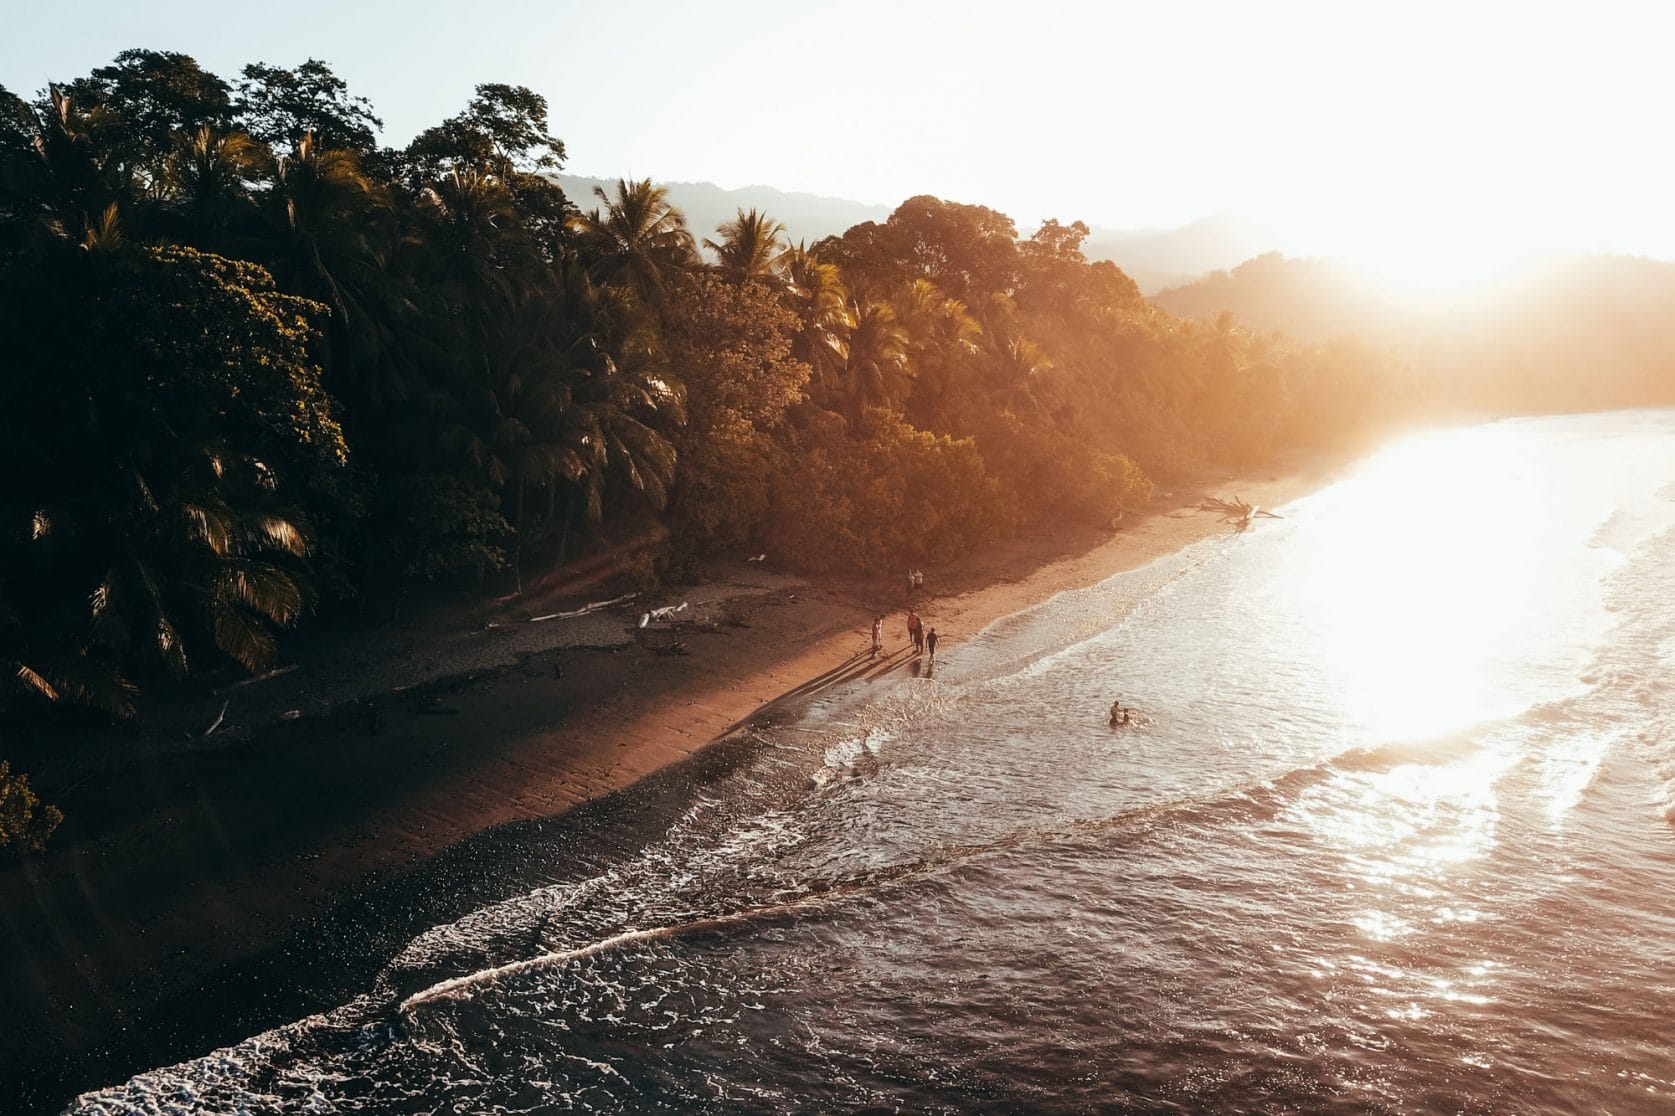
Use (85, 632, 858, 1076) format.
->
(246, 513, 309, 557)
(14, 664, 58, 702)
(216, 563, 305, 626)
(211, 602, 278, 672)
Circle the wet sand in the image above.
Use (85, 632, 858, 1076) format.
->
(0, 463, 1332, 1111)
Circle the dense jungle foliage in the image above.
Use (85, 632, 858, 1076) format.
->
(0, 49, 1415, 732)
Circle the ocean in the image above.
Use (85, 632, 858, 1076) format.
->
(70, 410, 1675, 1113)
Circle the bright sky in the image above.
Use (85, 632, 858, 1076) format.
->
(6, 0, 1675, 286)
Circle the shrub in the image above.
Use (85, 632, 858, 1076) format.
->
(0, 761, 62, 855)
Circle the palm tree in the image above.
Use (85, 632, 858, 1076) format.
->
(546, 259, 684, 523)
(892, 277, 980, 422)
(162, 123, 267, 232)
(3, 442, 317, 717)
(437, 257, 683, 564)
(265, 131, 389, 324)
(704, 207, 786, 284)
(985, 330, 1054, 412)
(260, 132, 428, 428)
(418, 164, 525, 299)
(91, 465, 313, 678)
(843, 296, 911, 422)
(781, 243, 853, 403)
(13, 86, 127, 246)
(569, 177, 697, 314)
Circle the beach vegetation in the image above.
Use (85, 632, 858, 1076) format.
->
(0, 761, 61, 854)
(1, 46, 1668, 732)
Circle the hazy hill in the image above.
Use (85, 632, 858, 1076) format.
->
(1152, 254, 1393, 340)
(1082, 215, 1278, 293)
(1153, 252, 1675, 412)
(557, 175, 892, 251)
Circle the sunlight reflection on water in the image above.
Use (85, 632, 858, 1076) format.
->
(1298, 424, 1558, 744)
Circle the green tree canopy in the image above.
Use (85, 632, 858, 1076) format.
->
(60, 49, 232, 167)
(404, 83, 565, 178)
(234, 59, 383, 151)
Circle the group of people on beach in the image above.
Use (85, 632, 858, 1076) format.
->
(870, 611, 937, 661)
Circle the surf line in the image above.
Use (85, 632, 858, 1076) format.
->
(399, 801, 1195, 1015)
(397, 844, 973, 1015)
(400, 892, 830, 1013)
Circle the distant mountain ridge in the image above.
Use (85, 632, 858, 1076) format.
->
(1082, 215, 1278, 294)
(556, 175, 892, 253)
(556, 175, 1274, 292)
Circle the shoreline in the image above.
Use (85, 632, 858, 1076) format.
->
(0, 457, 1339, 1111)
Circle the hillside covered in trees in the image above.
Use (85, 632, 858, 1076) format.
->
(1156, 252, 1675, 415)
(5, 47, 1653, 752)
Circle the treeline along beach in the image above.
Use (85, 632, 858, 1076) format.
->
(0, 50, 1391, 743)
(3, 48, 1674, 830)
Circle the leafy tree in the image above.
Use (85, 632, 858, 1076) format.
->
(819, 195, 1020, 302)
(887, 195, 1021, 300)
(401, 84, 572, 257)
(667, 275, 809, 547)
(60, 49, 232, 170)
(234, 59, 383, 151)
(1021, 218, 1088, 266)
(369, 473, 510, 582)
(405, 83, 565, 178)
(0, 762, 61, 854)
(0, 83, 33, 164)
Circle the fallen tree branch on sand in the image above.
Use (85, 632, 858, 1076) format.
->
(527, 592, 638, 624)
(1198, 495, 1284, 528)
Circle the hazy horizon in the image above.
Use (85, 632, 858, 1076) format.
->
(8, 0, 1675, 289)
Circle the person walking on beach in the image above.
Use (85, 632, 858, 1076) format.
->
(871, 615, 883, 659)
(907, 610, 924, 653)
(926, 627, 938, 661)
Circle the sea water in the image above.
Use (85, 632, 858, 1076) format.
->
(70, 410, 1675, 1113)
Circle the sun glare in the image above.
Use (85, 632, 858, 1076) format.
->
(1343, 242, 1532, 302)
(1295, 426, 1548, 744)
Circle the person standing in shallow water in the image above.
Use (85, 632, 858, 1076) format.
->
(926, 627, 938, 661)
(907, 611, 923, 653)
(871, 616, 883, 659)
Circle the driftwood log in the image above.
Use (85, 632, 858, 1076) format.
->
(1198, 494, 1284, 529)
